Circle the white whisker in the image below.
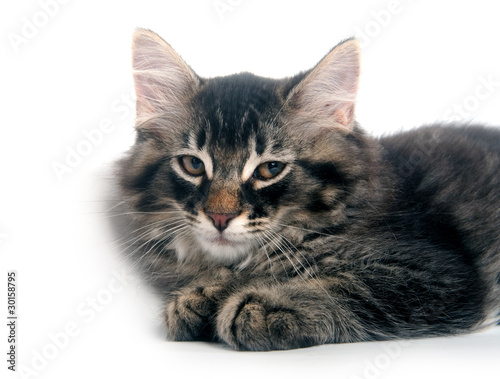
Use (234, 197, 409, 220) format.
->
(146, 225, 190, 270)
(122, 219, 188, 269)
(254, 232, 280, 283)
(275, 222, 388, 257)
(266, 228, 338, 305)
(115, 217, 185, 253)
(263, 230, 307, 284)
(104, 210, 184, 219)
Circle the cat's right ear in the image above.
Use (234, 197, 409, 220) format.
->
(132, 29, 199, 125)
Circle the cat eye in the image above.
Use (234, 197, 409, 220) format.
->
(180, 156, 206, 176)
(254, 162, 286, 180)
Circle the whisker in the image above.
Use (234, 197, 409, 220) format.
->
(263, 230, 307, 284)
(146, 225, 190, 270)
(114, 217, 185, 252)
(254, 232, 280, 283)
(122, 219, 187, 266)
(274, 231, 317, 278)
(261, 230, 291, 279)
(275, 222, 388, 257)
(266, 230, 310, 279)
(103, 210, 184, 219)
(266, 228, 338, 305)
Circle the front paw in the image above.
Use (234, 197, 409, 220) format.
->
(216, 289, 324, 351)
(165, 285, 221, 341)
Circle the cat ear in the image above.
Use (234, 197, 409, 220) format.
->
(132, 29, 199, 124)
(289, 39, 360, 129)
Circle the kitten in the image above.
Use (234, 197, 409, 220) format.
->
(115, 28, 500, 350)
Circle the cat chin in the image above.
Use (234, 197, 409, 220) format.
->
(172, 232, 255, 265)
(200, 238, 255, 265)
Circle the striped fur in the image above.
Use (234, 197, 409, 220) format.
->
(114, 29, 500, 350)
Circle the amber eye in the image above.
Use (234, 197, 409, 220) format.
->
(254, 162, 286, 180)
(180, 156, 205, 176)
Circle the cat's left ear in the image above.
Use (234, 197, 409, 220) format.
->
(288, 39, 360, 129)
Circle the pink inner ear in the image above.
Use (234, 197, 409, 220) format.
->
(333, 108, 348, 126)
(333, 105, 355, 126)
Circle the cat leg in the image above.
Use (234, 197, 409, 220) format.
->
(165, 268, 233, 341)
(216, 280, 367, 351)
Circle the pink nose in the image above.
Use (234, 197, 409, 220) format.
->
(207, 212, 237, 232)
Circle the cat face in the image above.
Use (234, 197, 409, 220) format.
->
(118, 29, 367, 264)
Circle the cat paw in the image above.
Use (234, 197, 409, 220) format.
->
(165, 268, 234, 341)
(216, 290, 317, 351)
(165, 285, 221, 341)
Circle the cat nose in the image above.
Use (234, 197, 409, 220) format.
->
(206, 212, 237, 232)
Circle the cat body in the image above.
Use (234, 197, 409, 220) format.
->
(116, 29, 500, 350)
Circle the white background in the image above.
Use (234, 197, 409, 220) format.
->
(1, 1, 500, 378)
